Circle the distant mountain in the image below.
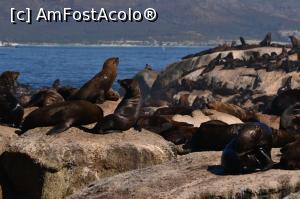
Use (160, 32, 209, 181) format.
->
(1, 0, 300, 43)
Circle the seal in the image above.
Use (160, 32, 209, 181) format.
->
(0, 90, 24, 128)
(184, 120, 243, 152)
(280, 103, 300, 133)
(91, 79, 142, 134)
(20, 100, 104, 135)
(259, 32, 272, 47)
(270, 89, 300, 115)
(51, 79, 79, 100)
(207, 101, 255, 122)
(25, 89, 65, 107)
(221, 122, 274, 173)
(70, 57, 119, 103)
(289, 35, 300, 49)
(280, 138, 300, 169)
(0, 71, 19, 92)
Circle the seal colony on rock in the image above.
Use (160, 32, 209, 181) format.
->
(69, 57, 119, 103)
(91, 79, 142, 134)
(19, 100, 103, 135)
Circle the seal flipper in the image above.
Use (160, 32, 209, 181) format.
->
(46, 121, 72, 135)
(46, 110, 74, 135)
(256, 148, 274, 171)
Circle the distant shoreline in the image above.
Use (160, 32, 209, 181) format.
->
(0, 43, 209, 48)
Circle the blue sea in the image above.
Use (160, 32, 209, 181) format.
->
(0, 46, 206, 89)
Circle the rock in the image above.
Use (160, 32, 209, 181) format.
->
(167, 109, 243, 128)
(285, 191, 300, 199)
(68, 149, 300, 199)
(0, 128, 176, 199)
(151, 47, 285, 96)
(0, 126, 18, 199)
(0, 126, 17, 155)
(97, 100, 120, 116)
(133, 65, 158, 98)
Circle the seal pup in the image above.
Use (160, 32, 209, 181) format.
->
(259, 33, 272, 47)
(92, 79, 142, 134)
(280, 138, 300, 169)
(221, 122, 274, 173)
(19, 100, 104, 135)
(70, 57, 119, 103)
(0, 90, 24, 128)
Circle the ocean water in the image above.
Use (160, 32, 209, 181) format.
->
(0, 46, 207, 89)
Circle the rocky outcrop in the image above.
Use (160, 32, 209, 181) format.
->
(152, 47, 285, 95)
(68, 149, 300, 199)
(0, 128, 176, 199)
(285, 191, 300, 199)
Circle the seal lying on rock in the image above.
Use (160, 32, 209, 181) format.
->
(280, 138, 300, 169)
(91, 79, 142, 134)
(69, 57, 119, 103)
(24, 89, 65, 107)
(184, 120, 243, 152)
(0, 90, 24, 127)
(20, 100, 103, 135)
(270, 89, 300, 116)
(221, 122, 274, 173)
(280, 103, 300, 132)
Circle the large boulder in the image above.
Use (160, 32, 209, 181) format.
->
(0, 126, 18, 199)
(0, 128, 176, 199)
(152, 47, 285, 95)
(68, 149, 300, 199)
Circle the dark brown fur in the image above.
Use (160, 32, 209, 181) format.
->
(70, 57, 119, 103)
(92, 79, 141, 133)
(20, 100, 103, 135)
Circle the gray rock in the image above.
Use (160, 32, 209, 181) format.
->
(68, 149, 300, 199)
(0, 128, 176, 199)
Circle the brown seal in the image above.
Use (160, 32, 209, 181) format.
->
(184, 120, 243, 152)
(207, 101, 255, 122)
(259, 32, 272, 46)
(0, 71, 19, 92)
(20, 100, 103, 135)
(91, 79, 142, 134)
(69, 57, 119, 103)
(25, 89, 65, 107)
(221, 122, 274, 173)
(280, 138, 300, 169)
(289, 35, 300, 49)
(0, 90, 24, 127)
